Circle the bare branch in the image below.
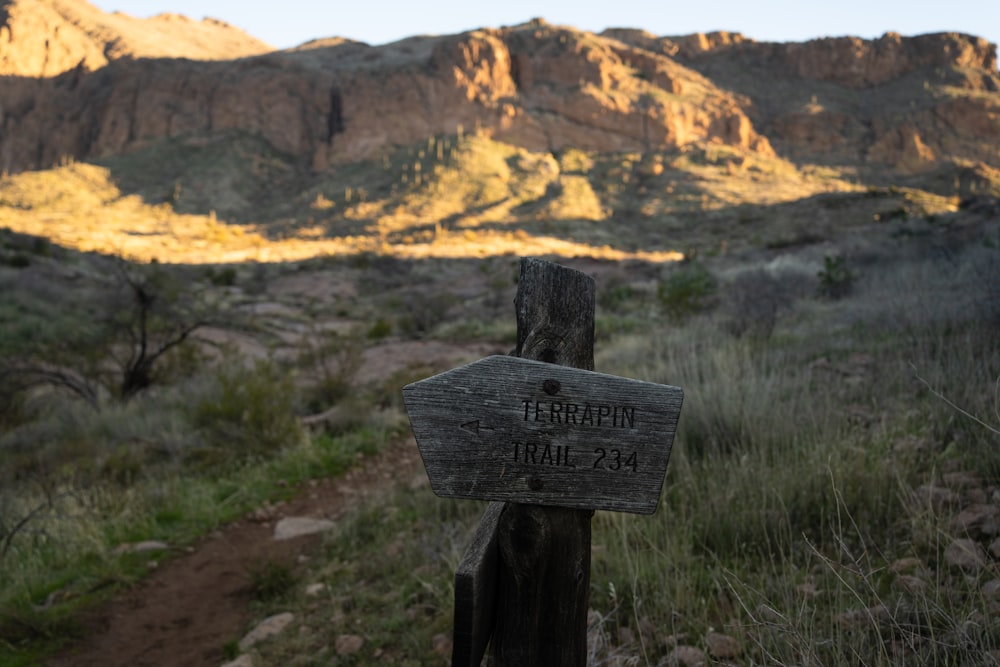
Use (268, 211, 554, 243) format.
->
(1, 361, 101, 411)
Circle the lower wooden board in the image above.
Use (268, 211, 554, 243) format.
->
(403, 355, 684, 515)
(452, 502, 504, 667)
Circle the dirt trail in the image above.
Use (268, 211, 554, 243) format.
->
(42, 335, 494, 667)
(46, 436, 425, 667)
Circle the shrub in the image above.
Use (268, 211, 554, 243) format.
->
(367, 318, 392, 340)
(246, 558, 297, 602)
(394, 292, 452, 338)
(657, 262, 717, 320)
(816, 254, 855, 299)
(721, 269, 794, 339)
(598, 277, 639, 314)
(978, 226, 1000, 322)
(1, 258, 217, 409)
(297, 330, 362, 412)
(193, 359, 302, 461)
(206, 266, 238, 287)
(2, 253, 31, 268)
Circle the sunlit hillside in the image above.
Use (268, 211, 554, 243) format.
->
(1, 7, 999, 666)
(1, 130, 973, 265)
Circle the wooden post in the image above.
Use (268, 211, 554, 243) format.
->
(401, 257, 684, 666)
(452, 502, 503, 666)
(490, 258, 596, 666)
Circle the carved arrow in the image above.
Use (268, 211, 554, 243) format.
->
(402, 355, 683, 514)
(460, 420, 495, 435)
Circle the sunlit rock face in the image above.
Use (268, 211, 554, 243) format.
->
(0, 5, 998, 177)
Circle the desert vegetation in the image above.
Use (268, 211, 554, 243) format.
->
(1, 175, 998, 664)
(0, 8, 999, 664)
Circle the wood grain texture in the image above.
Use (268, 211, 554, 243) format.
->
(452, 502, 504, 667)
(492, 258, 595, 667)
(514, 257, 596, 370)
(402, 355, 683, 514)
(401, 257, 684, 666)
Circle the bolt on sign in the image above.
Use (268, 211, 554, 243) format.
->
(403, 355, 683, 514)
(401, 257, 684, 667)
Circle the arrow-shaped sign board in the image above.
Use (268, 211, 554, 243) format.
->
(402, 356, 684, 514)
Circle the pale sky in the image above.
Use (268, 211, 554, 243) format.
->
(90, 1, 1000, 54)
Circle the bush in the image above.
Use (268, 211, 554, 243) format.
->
(657, 262, 717, 320)
(246, 558, 298, 602)
(978, 226, 1000, 322)
(817, 254, 855, 299)
(721, 269, 794, 339)
(0, 258, 217, 409)
(367, 318, 392, 340)
(394, 292, 452, 338)
(598, 277, 639, 314)
(194, 359, 303, 461)
(1, 253, 31, 268)
(297, 330, 362, 413)
(206, 266, 238, 287)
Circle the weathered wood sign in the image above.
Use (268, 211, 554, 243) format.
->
(402, 355, 683, 514)
(403, 257, 685, 667)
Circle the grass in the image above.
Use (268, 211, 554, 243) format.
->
(3, 249, 998, 664)
(245, 486, 479, 666)
(1, 115, 999, 665)
(13, 121, 969, 266)
(0, 325, 410, 663)
(0, 416, 406, 658)
(247, 558, 299, 603)
(215, 219, 999, 665)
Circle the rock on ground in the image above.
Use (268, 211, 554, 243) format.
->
(273, 516, 336, 541)
(666, 645, 707, 667)
(945, 538, 988, 572)
(220, 655, 255, 667)
(705, 631, 741, 659)
(335, 634, 364, 655)
(238, 612, 295, 651)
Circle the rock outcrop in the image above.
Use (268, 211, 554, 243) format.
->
(0, 0, 272, 77)
(0, 17, 776, 173)
(0, 3, 998, 178)
(609, 29, 1000, 171)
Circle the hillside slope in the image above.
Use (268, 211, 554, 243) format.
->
(0, 12, 998, 264)
(0, 13, 995, 180)
(0, 0, 272, 77)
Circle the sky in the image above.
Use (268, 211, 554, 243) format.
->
(90, 1, 1000, 53)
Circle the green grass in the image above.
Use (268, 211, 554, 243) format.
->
(0, 345, 407, 663)
(246, 486, 479, 666)
(229, 228, 1000, 665)
(1, 185, 997, 665)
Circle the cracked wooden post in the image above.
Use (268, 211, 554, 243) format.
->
(402, 257, 683, 666)
(490, 257, 596, 666)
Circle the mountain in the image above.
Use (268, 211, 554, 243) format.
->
(0, 4, 997, 179)
(0, 0, 272, 77)
(0, 2, 998, 262)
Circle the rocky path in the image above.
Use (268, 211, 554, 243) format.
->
(41, 333, 495, 667)
(46, 436, 425, 667)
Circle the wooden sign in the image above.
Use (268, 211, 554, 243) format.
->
(402, 355, 683, 515)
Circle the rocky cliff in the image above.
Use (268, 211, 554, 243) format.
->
(0, 2, 998, 180)
(0, 0, 272, 77)
(625, 29, 1000, 173)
